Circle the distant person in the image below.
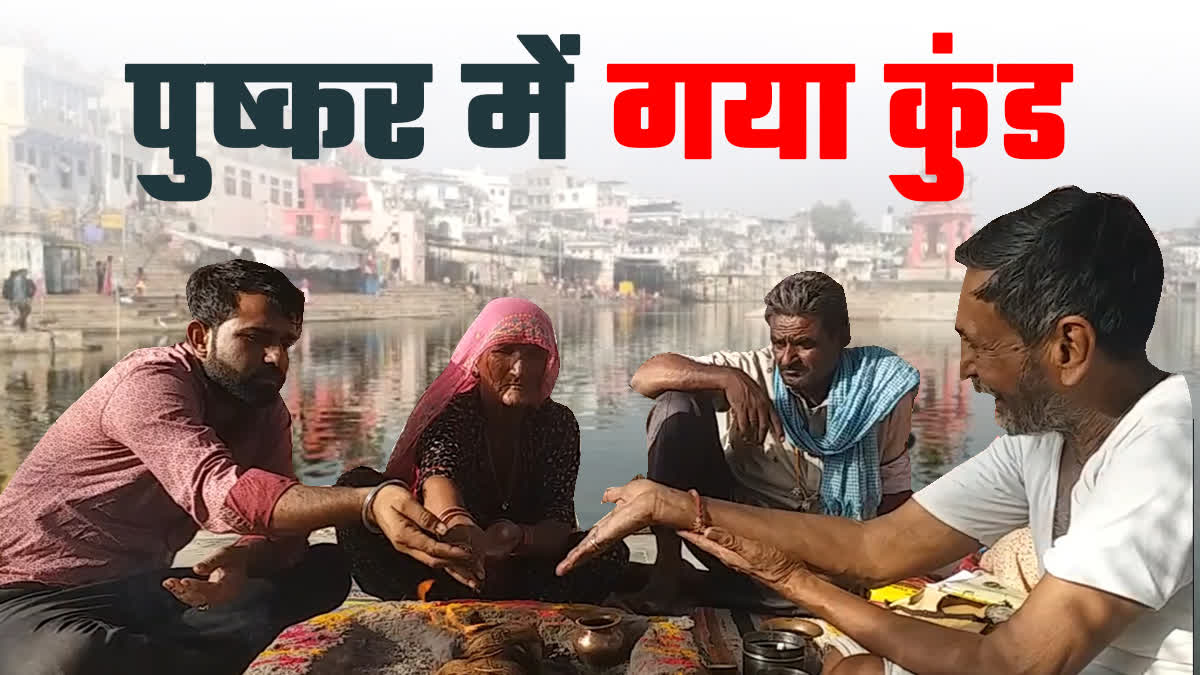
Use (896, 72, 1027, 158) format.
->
(3, 270, 15, 322)
(0, 259, 470, 675)
(336, 298, 631, 603)
(95, 260, 105, 294)
(134, 267, 147, 298)
(3, 269, 35, 332)
(621, 271, 919, 614)
(102, 255, 114, 296)
(362, 255, 378, 295)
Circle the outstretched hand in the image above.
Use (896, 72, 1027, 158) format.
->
(163, 544, 251, 609)
(556, 478, 690, 576)
(679, 526, 810, 591)
(370, 485, 481, 590)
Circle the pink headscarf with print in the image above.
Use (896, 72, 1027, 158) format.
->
(384, 297, 560, 488)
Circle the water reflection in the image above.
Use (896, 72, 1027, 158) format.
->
(2, 300, 1196, 525)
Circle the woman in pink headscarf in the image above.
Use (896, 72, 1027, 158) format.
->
(336, 298, 630, 602)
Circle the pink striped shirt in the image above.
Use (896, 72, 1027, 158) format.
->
(0, 344, 300, 587)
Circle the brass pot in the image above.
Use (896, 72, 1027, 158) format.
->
(572, 612, 627, 669)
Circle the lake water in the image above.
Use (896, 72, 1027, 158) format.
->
(2, 298, 1197, 527)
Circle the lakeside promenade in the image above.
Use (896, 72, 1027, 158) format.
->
(2, 283, 961, 354)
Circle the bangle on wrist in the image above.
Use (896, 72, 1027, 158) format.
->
(439, 507, 475, 525)
(445, 514, 477, 529)
(687, 489, 710, 533)
(362, 479, 408, 534)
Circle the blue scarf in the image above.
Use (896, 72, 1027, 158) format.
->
(772, 346, 919, 520)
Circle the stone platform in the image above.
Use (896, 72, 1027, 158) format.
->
(0, 328, 86, 354)
(29, 286, 482, 337)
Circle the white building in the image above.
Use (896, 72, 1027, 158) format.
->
(403, 172, 467, 211)
(563, 239, 614, 262)
(562, 239, 616, 288)
(340, 176, 426, 284)
(1169, 244, 1200, 270)
(690, 209, 758, 237)
(96, 77, 156, 214)
(831, 242, 898, 282)
(555, 175, 597, 211)
(0, 44, 103, 215)
(880, 206, 896, 234)
(184, 87, 298, 238)
(676, 250, 722, 276)
(618, 235, 682, 264)
(377, 210, 425, 283)
(513, 165, 602, 229)
(628, 201, 683, 230)
(443, 167, 512, 229)
(516, 165, 565, 212)
(192, 149, 297, 238)
(394, 170, 488, 244)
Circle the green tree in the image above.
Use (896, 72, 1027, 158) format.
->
(809, 200, 865, 257)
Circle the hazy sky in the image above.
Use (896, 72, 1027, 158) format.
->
(5, 0, 1198, 228)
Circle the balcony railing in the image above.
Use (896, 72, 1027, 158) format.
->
(0, 205, 78, 228)
(0, 204, 173, 244)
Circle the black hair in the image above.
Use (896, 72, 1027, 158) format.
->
(185, 258, 305, 329)
(954, 186, 1162, 359)
(763, 271, 850, 337)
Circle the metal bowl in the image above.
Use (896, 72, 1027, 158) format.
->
(741, 667, 812, 675)
(742, 630, 815, 675)
(759, 617, 825, 638)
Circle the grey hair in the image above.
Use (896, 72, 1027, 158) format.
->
(954, 186, 1162, 359)
(763, 271, 850, 337)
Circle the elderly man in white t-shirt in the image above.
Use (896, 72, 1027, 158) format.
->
(620, 271, 920, 613)
(559, 186, 1193, 675)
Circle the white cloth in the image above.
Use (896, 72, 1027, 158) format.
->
(910, 374, 1194, 674)
(824, 630, 1125, 675)
(687, 347, 916, 511)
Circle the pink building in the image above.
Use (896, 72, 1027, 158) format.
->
(595, 181, 630, 228)
(902, 201, 974, 279)
(281, 166, 366, 243)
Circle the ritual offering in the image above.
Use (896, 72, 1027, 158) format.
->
(571, 611, 630, 669)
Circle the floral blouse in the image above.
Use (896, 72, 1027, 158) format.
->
(415, 390, 580, 527)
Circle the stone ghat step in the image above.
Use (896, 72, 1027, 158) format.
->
(35, 288, 477, 310)
(0, 330, 86, 354)
(28, 290, 483, 334)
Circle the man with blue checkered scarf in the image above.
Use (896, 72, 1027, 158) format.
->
(616, 271, 919, 615)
